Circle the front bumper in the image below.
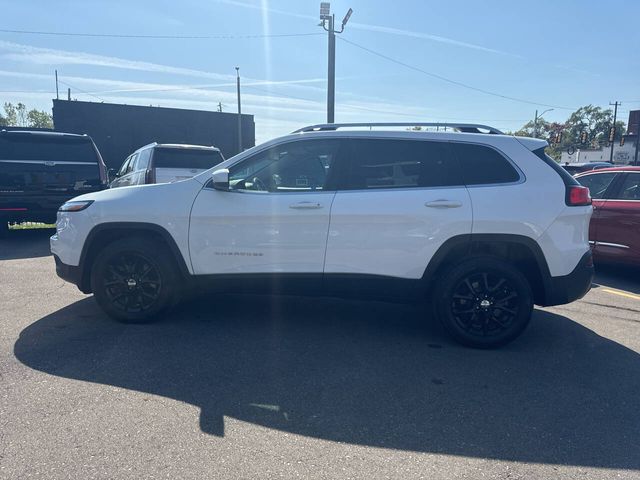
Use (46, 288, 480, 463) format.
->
(53, 254, 83, 288)
(541, 250, 594, 306)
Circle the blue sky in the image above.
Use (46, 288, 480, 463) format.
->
(0, 0, 638, 143)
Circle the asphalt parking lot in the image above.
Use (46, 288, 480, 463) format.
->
(1, 228, 640, 479)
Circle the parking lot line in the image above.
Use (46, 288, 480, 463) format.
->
(600, 287, 640, 301)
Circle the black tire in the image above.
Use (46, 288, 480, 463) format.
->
(90, 237, 179, 323)
(434, 257, 533, 349)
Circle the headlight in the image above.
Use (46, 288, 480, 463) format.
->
(58, 200, 94, 212)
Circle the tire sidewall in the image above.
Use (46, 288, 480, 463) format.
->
(90, 237, 177, 322)
(435, 257, 533, 349)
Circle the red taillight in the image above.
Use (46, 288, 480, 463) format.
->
(567, 185, 591, 206)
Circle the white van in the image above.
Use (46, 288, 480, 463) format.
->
(110, 143, 224, 188)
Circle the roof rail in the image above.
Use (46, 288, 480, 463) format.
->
(292, 122, 504, 135)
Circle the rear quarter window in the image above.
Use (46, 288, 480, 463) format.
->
(153, 148, 224, 169)
(451, 142, 520, 185)
(532, 147, 580, 186)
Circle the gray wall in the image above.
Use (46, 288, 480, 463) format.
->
(52, 100, 255, 169)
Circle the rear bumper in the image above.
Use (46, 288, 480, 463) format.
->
(540, 250, 594, 306)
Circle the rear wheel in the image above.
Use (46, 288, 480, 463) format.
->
(90, 237, 178, 322)
(434, 257, 533, 348)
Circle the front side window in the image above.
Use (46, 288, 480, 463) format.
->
(124, 153, 138, 174)
(576, 172, 617, 199)
(228, 139, 340, 192)
(613, 173, 640, 200)
(451, 143, 520, 185)
(338, 139, 458, 190)
(117, 156, 132, 176)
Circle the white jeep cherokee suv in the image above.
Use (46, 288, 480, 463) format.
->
(51, 123, 594, 348)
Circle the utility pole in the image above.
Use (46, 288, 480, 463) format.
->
(55, 70, 59, 100)
(236, 67, 242, 154)
(609, 101, 620, 163)
(217, 102, 223, 113)
(320, 3, 353, 124)
(67, 88, 71, 101)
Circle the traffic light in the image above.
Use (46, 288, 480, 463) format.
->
(555, 131, 563, 144)
(609, 126, 616, 142)
(580, 131, 588, 144)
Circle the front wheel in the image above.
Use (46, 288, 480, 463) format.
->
(434, 257, 533, 349)
(90, 237, 178, 322)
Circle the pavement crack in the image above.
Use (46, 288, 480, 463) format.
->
(581, 301, 640, 315)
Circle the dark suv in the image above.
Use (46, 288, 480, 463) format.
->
(0, 130, 108, 234)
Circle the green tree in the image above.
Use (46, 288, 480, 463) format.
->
(27, 109, 53, 129)
(513, 105, 626, 160)
(2, 102, 53, 129)
(3, 102, 19, 125)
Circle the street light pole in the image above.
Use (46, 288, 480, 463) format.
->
(326, 14, 336, 124)
(533, 108, 553, 138)
(609, 101, 620, 163)
(236, 66, 242, 154)
(320, 3, 352, 124)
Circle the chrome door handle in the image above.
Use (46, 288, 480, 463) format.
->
(425, 199, 463, 209)
(289, 202, 323, 209)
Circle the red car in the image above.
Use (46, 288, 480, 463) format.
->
(575, 166, 640, 266)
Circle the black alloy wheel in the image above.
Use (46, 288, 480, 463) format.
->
(102, 252, 162, 314)
(91, 237, 178, 322)
(450, 271, 520, 339)
(434, 257, 533, 348)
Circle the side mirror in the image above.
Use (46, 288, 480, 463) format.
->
(108, 168, 118, 181)
(212, 168, 230, 191)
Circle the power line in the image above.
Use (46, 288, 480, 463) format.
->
(338, 36, 576, 111)
(243, 85, 530, 123)
(57, 80, 105, 102)
(0, 28, 323, 39)
(243, 85, 424, 118)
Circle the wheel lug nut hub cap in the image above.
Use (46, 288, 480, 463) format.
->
(127, 278, 137, 288)
(480, 299, 491, 308)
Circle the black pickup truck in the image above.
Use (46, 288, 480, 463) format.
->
(0, 130, 108, 235)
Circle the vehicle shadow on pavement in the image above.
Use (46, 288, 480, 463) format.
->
(0, 228, 54, 260)
(594, 264, 640, 295)
(14, 295, 640, 469)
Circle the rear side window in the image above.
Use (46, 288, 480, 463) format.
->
(612, 173, 640, 200)
(451, 143, 520, 185)
(0, 135, 99, 163)
(338, 139, 459, 190)
(576, 172, 617, 199)
(153, 148, 224, 169)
